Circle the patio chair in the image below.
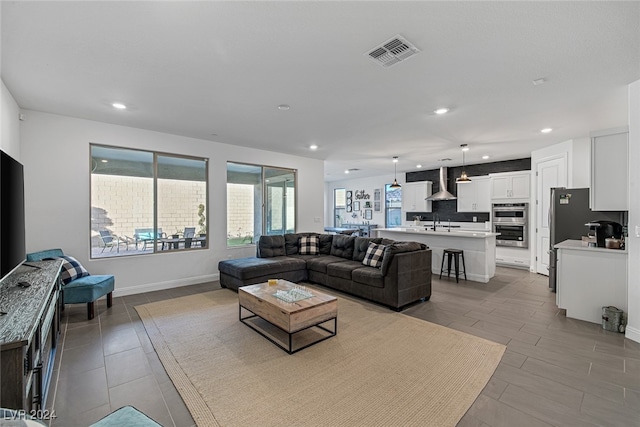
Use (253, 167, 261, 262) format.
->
(134, 228, 166, 250)
(183, 227, 196, 238)
(99, 230, 129, 253)
(182, 227, 196, 248)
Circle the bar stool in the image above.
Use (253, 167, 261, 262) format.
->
(439, 248, 467, 283)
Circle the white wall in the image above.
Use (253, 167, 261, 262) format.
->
(1, 79, 21, 159)
(627, 80, 639, 343)
(324, 173, 398, 228)
(20, 110, 324, 296)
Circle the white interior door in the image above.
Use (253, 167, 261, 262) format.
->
(536, 155, 567, 274)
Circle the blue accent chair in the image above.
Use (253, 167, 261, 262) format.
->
(90, 406, 162, 427)
(26, 248, 115, 320)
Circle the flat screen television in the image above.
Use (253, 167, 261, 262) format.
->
(0, 149, 26, 281)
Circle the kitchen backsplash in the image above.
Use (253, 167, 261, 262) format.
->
(404, 157, 531, 223)
(406, 201, 490, 223)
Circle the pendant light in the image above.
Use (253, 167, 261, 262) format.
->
(390, 156, 402, 189)
(456, 144, 472, 183)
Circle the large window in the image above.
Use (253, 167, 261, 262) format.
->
(90, 145, 208, 258)
(227, 162, 296, 246)
(385, 184, 402, 228)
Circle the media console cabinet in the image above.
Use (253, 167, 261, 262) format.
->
(0, 259, 63, 412)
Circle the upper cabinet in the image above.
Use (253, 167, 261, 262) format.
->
(490, 171, 531, 200)
(457, 176, 491, 212)
(402, 181, 433, 213)
(590, 127, 628, 211)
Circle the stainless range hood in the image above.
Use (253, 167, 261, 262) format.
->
(426, 167, 457, 201)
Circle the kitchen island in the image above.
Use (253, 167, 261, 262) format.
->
(374, 227, 499, 283)
(555, 239, 627, 324)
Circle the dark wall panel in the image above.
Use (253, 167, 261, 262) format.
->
(403, 158, 530, 223)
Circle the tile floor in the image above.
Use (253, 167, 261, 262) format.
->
(46, 267, 640, 426)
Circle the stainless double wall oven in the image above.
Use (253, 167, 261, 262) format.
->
(492, 203, 528, 248)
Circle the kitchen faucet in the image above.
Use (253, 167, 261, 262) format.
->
(433, 213, 439, 231)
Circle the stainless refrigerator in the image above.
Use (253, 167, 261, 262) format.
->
(548, 188, 623, 292)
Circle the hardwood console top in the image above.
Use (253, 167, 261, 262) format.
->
(0, 260, 62, 346)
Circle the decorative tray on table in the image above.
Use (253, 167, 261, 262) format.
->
(273, 286, 314, 303)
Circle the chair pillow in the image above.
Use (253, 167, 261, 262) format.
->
(55, 255, 90, 285)
(362, 242, 386, 268)
(299, 235, 319, 255)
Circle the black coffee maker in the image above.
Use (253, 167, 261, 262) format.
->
(585, 220, 623, 247)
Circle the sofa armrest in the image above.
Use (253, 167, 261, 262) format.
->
(383, 249, 432, 308)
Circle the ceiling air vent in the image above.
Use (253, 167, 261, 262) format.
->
(366, 35, 420, 68)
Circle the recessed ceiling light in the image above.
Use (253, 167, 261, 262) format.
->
(112, 102, 127, 110)
(309, 144, 318, 150)
(101, 159, 108, 163)
(344, 169, 350, 174)
(482, 155, 490, 160)
(416, 164, 422, 168)
(277, 104, 290, 110)
(532, 77, 547, 86)
(541, 128, 553, 133)
(434, 107, 449, 115)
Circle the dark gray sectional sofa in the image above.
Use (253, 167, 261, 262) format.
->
(218, 233, 432, 310)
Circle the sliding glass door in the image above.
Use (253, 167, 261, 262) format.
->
(265, 167, 296, 235)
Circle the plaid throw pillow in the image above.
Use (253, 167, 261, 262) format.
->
(362, 242, 386, 268)
(57, 255, 90, 285)
(299, 235, 319, 255)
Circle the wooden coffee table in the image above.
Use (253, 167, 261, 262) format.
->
(238, 280, 338, 354)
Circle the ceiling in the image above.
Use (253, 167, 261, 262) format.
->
(2, 1, 639, 181)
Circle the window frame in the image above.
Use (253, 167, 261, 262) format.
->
(90, 144, 209, 258)
(226, 161, 297, 247)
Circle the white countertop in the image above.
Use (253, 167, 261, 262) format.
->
(376, 227, 499, 239)
(554, 239, 627, 254)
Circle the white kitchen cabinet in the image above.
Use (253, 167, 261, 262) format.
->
(495, 246, 530, 269)
(456, 176, 491, 212)
(490, 171, 531, 200)
(555, 240, 627, 324)
(402, 181, 432, 213)
(590, 127, 628, 211)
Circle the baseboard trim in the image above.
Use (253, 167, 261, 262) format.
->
(113, 273, 220, 297)
(431, 268, 489, 284)
(625, 326, 640, 344)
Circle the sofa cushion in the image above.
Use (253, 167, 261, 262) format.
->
(284, 233, 318, 255)
(327, 260, 364, 280)
(352, 266, 385, 288)
(330, 234, 355, 259)
(218, 256, 305, 280)
(306, 255, 349, 274)
(362, 242, 386, 268)
(257, 235, 286, 258)
(63, 275, 115, 304)
(319, 234, 333, 255)
(352, 237, 383, 261)
(380, 241, 427, 275)
(299, 235, 319, 255)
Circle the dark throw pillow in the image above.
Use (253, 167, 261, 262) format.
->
(362, 242, 386, 268)
(57, 255, 90, 285)
(299, 235, 319, 255)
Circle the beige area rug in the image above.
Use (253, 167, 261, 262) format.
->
(136, 289, 505, 427)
